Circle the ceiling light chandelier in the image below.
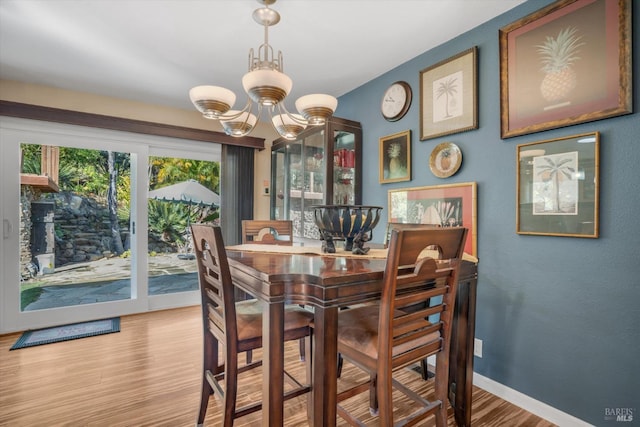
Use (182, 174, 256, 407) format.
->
(189, 0, 337, 140)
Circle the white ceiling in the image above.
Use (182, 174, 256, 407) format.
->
(0, 0, 526, 113)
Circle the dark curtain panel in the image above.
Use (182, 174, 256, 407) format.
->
(220, 144, 254, 245)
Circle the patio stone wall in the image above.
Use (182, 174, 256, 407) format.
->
(20, 192, 176, 278)
(52, 192, 121, 265)
(19, 193, 34, 279)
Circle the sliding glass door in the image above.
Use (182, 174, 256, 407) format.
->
(146, 148, 220, 307)
(18, 143, 135, 311)
(1, 117, 220, 333)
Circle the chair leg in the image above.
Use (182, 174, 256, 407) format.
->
(198, 334, 218, 426)
(369, 374, 379, 416)
(305, 332, 314, 424)
(197, 374, 212, 426)
(420, 358, 434, 380)
(377, 371, 393, 425)
(433, 353, 450, 427)
(222, 352, 240, 427)
(298, 304, 306, 361)
(299, 338, 306, 361)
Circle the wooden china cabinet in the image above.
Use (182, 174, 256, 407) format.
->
(270, 117, 362, 241)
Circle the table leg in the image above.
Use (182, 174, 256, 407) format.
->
(263, 299, 285, 426)
(311, 306, 339, 427)
(449, 276, 477, 427)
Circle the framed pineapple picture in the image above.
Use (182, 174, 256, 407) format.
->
(499, 0, 632, 139)
(379, 130, 411, 184)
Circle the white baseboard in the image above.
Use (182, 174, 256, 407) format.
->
(472, 372, 593, 426)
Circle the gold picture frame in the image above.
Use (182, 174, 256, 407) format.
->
(379, 130, 411, 184)
(388, 182, 477, 256)
(517, 131, 599, 238)
(420, 46, 478, 141)
(499, 0, 632, 138)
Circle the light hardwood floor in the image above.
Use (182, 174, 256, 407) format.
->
(0, 306, 556, 426)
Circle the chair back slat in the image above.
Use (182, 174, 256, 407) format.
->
(394, 305, 443, 328)
(393, 284, 446, 305)
(393, 340, 443, 370)
(378, 227, 468, 368)
(393, 323, 441, 348)
(241, 220, 293, 245)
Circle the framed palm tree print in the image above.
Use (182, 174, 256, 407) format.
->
(419, 46, 478, 141)
(517, 131, 599, 238)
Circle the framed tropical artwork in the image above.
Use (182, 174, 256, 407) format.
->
(388, 182, 477, 256)
(419, 47, 478, 141)
(517, 132, 599, 237)
(499, 0, 632, 138)
(379, 130, 411, 184)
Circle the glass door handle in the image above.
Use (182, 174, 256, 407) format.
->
(3, 219, 12, 239)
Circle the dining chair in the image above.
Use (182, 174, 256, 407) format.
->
(383, 222, 442, 381)
(241, 219, 293, 245)
(191, 224, 313, 427)
(337, 222, 442, 380)
(335, 226, 468, 426)
(240, 219, 307, 363)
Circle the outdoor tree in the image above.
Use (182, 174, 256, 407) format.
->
(107, 151, 125, 254)
(149, 157, 220, 193)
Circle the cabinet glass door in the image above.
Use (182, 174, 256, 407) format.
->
(271, 144, 288, 221)
(332, 130, 356, 205)
(300, 130, 324, 239)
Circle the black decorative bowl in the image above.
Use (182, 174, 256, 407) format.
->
(311, 205, 383, 254)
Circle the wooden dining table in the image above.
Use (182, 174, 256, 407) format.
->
(226, 244, 478, 427)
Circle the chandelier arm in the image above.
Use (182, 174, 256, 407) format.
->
(218, 98, 253, 120)
(255, 102, 264, 123)
(270, 104, 307, 140)
(233, 103, 262, 137)
(277, 103, 309, 125)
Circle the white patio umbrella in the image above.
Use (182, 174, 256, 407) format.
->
(148, 179, 220, 209)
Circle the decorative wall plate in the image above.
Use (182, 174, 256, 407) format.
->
(429, 142, 462, 178)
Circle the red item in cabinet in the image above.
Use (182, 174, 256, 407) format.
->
(344, 150, 355, 168)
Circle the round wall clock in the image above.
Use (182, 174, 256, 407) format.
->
(381, 81, 412, 122)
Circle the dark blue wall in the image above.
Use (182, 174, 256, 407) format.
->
(336, 1, 640, 424)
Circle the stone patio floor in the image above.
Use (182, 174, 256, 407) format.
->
(23, 254, 199, 311)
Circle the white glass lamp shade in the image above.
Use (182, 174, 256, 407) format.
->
(271, 114, 306, 140)
(295, 94, 338, 125)
(220, 110, 258, 137)
(242, 69, 292, 106)
(189, 85, 236, 119)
